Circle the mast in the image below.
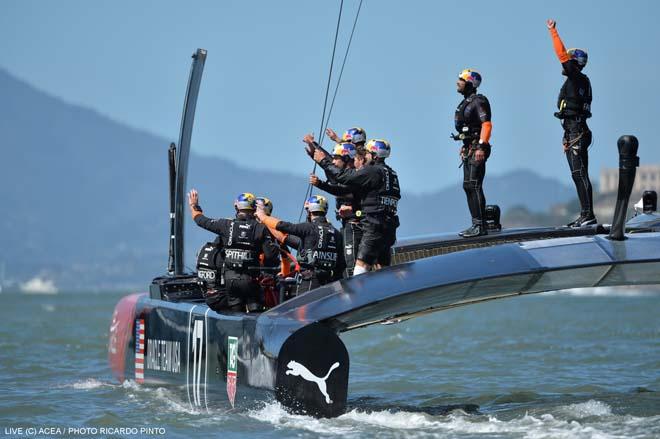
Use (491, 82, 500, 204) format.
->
(173, 49, 207, 275)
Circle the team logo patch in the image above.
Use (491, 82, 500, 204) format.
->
(227, 336, 238, 408)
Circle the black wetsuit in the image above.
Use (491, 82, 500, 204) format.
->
(318, 157, 400, 266)
(556, 60, 593, 217)
(195, 238, 227, 310)
(315, 178, 363, 277)
(274, 216, 345, 294)
(194, 213, 278, 311)
(455, 91, 491, 226)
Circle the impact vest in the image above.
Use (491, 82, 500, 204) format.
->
(455, 93, 488, 138)
(557, 73, 592, 118)
(361, 163, 401, 216)
(301, 222, 339, 271)
(223, 219, 259, 271)
(196, 241, 224, 290)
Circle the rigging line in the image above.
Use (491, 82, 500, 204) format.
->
(298, 0, 345, 222)
(303, 0, 362, 221)
(316, 0, 344, 152)
(322, 0, 364, 144)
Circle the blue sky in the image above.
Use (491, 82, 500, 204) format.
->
(2, 0, 659, 194)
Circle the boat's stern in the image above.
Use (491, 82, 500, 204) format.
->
(108, 293, 144, 383)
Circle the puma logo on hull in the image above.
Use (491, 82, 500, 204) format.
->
(285, 360, 340, 404)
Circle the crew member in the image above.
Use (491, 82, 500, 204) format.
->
(188, 190, 278, 312)
(547, 19, 596, 227)
(306, 135, 401, 275)
(255, 196, 301, 278)
(195, 238, 226, 310)
(453, 68, 492, 238)
(256, 195, 344, 294)
(310, 142, 363, 276)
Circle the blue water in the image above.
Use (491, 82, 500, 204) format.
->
(1, 288, 659, 438)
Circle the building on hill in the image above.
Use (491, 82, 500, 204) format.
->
(600, 165, 660, 195)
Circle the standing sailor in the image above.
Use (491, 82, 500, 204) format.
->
(310, 142, 363, 276)
(256, 195, 344, 294)
(547, 19, 596, 227)
(307, 135, 400, 275)
(453, 69, 492, 238)
(188, 190, 278, 312)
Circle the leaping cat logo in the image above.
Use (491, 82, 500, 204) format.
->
(285, 360, 340, 404)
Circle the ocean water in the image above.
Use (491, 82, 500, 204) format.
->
(0, 289, 659, 438)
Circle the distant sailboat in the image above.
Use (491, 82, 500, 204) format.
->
(20, 276, 58, 295)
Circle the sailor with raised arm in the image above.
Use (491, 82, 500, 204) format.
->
(256, 195, 344, 295)
(310, 142, 364, 276)
(188, 190, 278, 312)
(547, 19, 596, 227)
(306, 134, 400, 275)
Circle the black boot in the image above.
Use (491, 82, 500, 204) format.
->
(458, 225, 472, 237)
(461, 223, 487, 238)
(577, 214, 597, 227)
(566, 215, 584, 227)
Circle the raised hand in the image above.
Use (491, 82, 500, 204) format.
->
(546, 19, 556, 29)
(326, 128, 339, 143)
(303, 133, 315, 146)
(188, 189, 199, 208)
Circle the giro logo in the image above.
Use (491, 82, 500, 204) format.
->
(198, 269, 215, 280)
(285, 361, 339, 404)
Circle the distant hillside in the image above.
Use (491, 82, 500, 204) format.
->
(0, 69, 575, 290)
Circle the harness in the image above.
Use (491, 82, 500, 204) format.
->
(223, 220, 259, 271)
(300, 222, 339, 271)
(361, 163, 401, 217)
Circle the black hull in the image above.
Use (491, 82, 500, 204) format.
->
(109, 294, 349, 418)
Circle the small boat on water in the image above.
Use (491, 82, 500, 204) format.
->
(108, 49, 660, 418)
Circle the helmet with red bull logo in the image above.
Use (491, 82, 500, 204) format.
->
(567, 48, 588, 68)
(304, 195, 329, 214)
(332, 142, 357, 160)
(234, 193, 256, 211)
(365, 139, 391, 159)
(256, 197, 273, 215)
(341, 127, 367, 144)
(458, 69, 482, 88)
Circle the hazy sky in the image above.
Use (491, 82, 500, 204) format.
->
(2, 0, 659, 194)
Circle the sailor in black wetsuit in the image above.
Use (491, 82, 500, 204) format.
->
(188, 190, 278, 312)
(195, 238, 227, 310)
(307, 135, 400, 276)
(547, 19, 596, 227)
(256, 195, 344, 295)
(310, 142, 363, 276)
(454, 68, 493, 238)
